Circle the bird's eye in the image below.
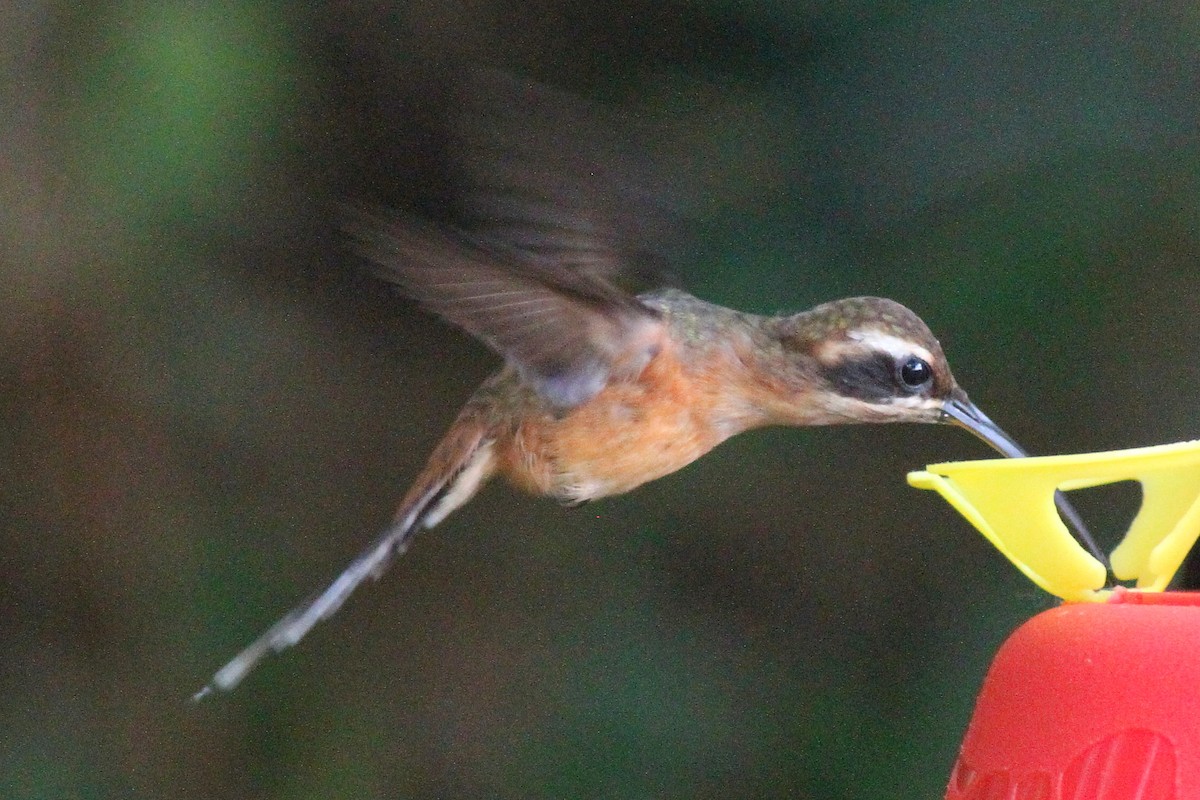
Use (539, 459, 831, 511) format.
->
(898, 356, 932, 390)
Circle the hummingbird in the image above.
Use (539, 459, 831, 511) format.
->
(195, 73, 1099, 698)
(194, 209, 1099, 699)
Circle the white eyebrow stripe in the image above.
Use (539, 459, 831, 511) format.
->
(847, 330, 934, 363)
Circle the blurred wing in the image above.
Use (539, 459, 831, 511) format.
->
(448, 69, 680, 284)
(346, 207, 664, 409)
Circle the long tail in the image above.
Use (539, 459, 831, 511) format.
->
(194, 419, 497, 700)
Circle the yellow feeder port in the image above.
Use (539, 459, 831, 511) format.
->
(909, 440, 1200, 602)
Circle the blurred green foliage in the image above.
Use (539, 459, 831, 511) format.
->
(68, 2, 300, 222)
(3, 2, 1199, 798)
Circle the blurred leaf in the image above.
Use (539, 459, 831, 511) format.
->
(68, 1, 300, 226)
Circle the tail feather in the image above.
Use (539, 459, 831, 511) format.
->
(194, 423, 497, 700)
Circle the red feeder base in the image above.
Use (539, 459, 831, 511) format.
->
(947, 591, 1200, 800)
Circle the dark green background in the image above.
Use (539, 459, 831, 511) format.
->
(3, 2, 1199, 798)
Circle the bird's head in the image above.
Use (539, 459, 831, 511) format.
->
(771, 296, 1026, 457)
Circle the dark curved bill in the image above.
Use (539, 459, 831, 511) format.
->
(940, 397, 1028, 459)
(940, 396, 1108, 569)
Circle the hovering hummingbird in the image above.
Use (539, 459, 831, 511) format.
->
(195, 73, 1098, 698)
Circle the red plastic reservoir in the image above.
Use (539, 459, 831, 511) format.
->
(946, 591, 1200, 800)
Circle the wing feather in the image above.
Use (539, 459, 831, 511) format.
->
(345, 71, 681, 408)
(346, 207, 664, 409)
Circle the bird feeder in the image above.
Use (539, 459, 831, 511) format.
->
(909, 440, 1200, 799)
